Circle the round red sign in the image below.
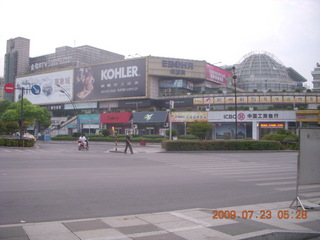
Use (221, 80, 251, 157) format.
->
(4, 83, 15, 93)
(238, 113, 245, 121)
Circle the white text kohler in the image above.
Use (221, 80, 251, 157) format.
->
(101, 66, 138, 80)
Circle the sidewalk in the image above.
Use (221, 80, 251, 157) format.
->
(1, 200, 319, 240)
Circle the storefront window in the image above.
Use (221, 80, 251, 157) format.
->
(259, 123, 284, 139)
(215, 123, 248, 140)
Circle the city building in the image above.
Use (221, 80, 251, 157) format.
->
(2, 37, 320, 139)
(0, 76, 4, 100)
(312, 63, 320, 91)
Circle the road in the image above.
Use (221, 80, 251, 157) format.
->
(0, 141, 301, 225)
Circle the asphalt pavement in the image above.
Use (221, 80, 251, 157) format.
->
(0, 141, 319, 239)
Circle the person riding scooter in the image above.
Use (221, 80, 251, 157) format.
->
(78, 134, 88, 148)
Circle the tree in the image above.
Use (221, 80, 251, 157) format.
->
(187, 121, 212, 140)
(33, 107, 51, 129)
(165, 129, 178, 137)
(0, 99, 51, 130)
(3, 121, 19, 135)
(0, 121, 5, 134)
(0, 99, 12, 118)
(1, 109, 19, 122)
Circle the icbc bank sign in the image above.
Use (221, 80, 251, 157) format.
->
(222, 112, 282, 121)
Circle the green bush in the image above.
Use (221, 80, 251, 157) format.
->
(101, 129, 110, 136)
(161, 140, 280, 151)
(179, 134, 198, 140)
(0, 138, 7, 146)
(72, 132, 82, 138)
(0, 137, 35, 147)
(6, 139, 17, 147)
(165, 129, 178, 137)
(51, 134, 166, 143)
(262, 130, 299, 150)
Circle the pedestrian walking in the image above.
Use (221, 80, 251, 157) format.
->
(124, 132, 133, 154)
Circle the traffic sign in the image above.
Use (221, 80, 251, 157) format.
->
(31, 85, 41, 95)
(4, 83, 15, 93)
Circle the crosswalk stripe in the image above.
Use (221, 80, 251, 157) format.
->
(255, 181, 296, 186)
(240, 176, 296, 182)
(151, 156, 311, 192)
(199, 168, 294, 174)
(193, 167, 295, 172)
(276, 185, 320, 191)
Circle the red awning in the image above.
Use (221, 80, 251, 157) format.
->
(100, 112, 132, 123)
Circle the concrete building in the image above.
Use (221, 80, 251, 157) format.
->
(2, 37, 320, 139)
(311, 63, 320, 91)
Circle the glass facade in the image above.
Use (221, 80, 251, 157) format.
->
(235, 51, 296, 91)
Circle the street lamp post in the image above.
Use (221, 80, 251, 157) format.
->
(56, 84, 79, 132)
(19, 87, 24, 140)
(56, 84, 76, 111)
(232, 66, 238, 140)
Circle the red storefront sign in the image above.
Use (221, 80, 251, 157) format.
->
(100, 112, 132, 123)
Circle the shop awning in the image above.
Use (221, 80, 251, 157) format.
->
(100, 112, 132, 123)
(132, 111, 168, 123)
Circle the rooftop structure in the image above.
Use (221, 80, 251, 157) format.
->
(235, 51, 305, 92)
(311, 63, 320, 91)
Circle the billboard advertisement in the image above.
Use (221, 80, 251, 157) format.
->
(295, 96, 305, 103)
(74, 59, 146, 101)
(171, 112, 208, 122)
(159, 79, 193, 90)
(260, 96, 271, 103)
(225, 97, 235, 104)
(14, 70, 74, 105)
(214, 97, 225, 104)
(283, 96, 294, 103)
(272, 96, 283, 103)
(248, 96, 259, 103)
(193, 98, 204, 104)
(204, 97, 214, 104)
(306, 96, 317, 103)
(238, 97, 248, 104)
(206, 63, 232, 85)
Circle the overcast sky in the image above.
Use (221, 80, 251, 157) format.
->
(0, 0, 319, 87)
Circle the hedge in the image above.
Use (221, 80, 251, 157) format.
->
(51, 134, 167, 143)
(0, 137, 35, 147)
(161, 140, 280, 151)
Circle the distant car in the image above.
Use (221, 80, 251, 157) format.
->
(23, 133, 37, 141)
(13, 132, 37, 141)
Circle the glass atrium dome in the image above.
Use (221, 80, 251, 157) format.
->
(235, 51, 296, 91)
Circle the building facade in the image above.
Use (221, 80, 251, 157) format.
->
(312, 63, 320, 91)
(2, 37, 320, 138)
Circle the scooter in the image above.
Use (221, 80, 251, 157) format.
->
(78, 140, 89, 150)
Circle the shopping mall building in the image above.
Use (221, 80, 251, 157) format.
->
(2, 37, 320, 139)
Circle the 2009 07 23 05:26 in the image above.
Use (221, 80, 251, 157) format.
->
(212, 210, 308, 220)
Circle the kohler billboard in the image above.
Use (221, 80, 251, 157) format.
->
(74, 58, 146, 101)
